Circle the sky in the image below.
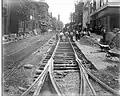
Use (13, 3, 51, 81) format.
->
(46, 0, 76, 24)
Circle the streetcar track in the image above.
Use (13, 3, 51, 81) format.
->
(73, 42, 119, 96)
(70, 40, 97, 96)
(4, 41, 46, 78)
(4, 36, 45, 57)
(4, 40, 45, 60)
(4, 36, 56, 80)
(20, 38, 119, 96)
(21, 38, 58, 96)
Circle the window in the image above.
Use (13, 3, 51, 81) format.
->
(100, 0, 108, 7)
(104, 0, 108, 4)
(93, 0, 96, 11)
(90, 3, 93, 13)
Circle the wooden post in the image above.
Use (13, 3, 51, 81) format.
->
(6, 0, 10, 35)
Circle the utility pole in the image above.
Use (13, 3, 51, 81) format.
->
(69, 12, 73, 23)
(58, 14, 60, 21)
(88, 0, 91, 24)
(6, 0, 10, 35)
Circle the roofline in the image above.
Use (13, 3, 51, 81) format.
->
(90, 2, 120, 16)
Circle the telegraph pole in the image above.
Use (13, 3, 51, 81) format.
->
(88, 0, 90, 24)
(58, 14, 60, 21)
(6, 0, 10, 35)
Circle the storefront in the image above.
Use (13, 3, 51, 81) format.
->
(90, 6, 120, 32)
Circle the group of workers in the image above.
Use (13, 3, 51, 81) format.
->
(59, 31, 72, 42)
(58, 28, 91, 42)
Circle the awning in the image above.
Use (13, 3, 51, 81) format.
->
(90, 6, 120, 20)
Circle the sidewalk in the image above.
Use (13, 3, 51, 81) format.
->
(90, 33, 102, 39)
(89, 33, 102, 42)
(76, 34, 119, 70)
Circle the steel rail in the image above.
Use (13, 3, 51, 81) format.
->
(69, 40, 85, 96)
(80, 67, 85, 95)
(21, 36, 56, 96)
(21, 38, 63, 96)
(77, 58, 120, 96)
(33, 59, 51, 96)
(50, 39, 79, 96)
(69, 40, 86, 96)
(69, 40, 86, 95)
(77, 60, 97, 96)
(22, 37, 119, 96)
(69, 40, 97, 96)
(49, 58, 63, 96)
(49, 39, 64, 96)
(21, 60, 49, 96)
(73, 42, 119, 96)
(33, 39, 63, 96)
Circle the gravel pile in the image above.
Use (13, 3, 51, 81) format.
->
(79, 36, 100, 48)
(85, 81, 93, 95)
(90, 69, 119, 90)
(4, 67, 32, 96)
(89, 79, 113, 96)
(110, 32, 120, 48)
(105, 32, 115, 45)
(55, 72, 80, 96)
(104, 65, 119, 78)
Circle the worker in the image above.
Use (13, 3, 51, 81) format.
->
(65, 31, 69, 42)
(59, 31, 64, 42)
(70, 31, 74, 41)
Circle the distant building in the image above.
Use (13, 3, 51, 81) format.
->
(2, 0, 49, 35)
(74, 1, 84, 25)
(83, 0, 120, 32)
(82, 0, 90, 28)
(90, 0, 120, 32)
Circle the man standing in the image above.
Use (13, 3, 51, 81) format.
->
(65, 31, 69, 42)
(59, 31, 64, 42)
(75, 30, 79, 41)
(70, 31, 74, 41)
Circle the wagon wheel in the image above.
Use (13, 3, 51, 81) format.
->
(105, 53, 112, 60)
(109, 42, 116, 49)
(114, 57, 120, 62)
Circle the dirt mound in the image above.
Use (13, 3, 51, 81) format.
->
(110, 32, 120, 49)
(105, 32, 115, 45)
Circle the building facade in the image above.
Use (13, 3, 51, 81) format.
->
(82, 0, 91, 28)
(74, 2, 84, 25)
(90, 0, 120, 32)
(82, 0, 120, 32)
